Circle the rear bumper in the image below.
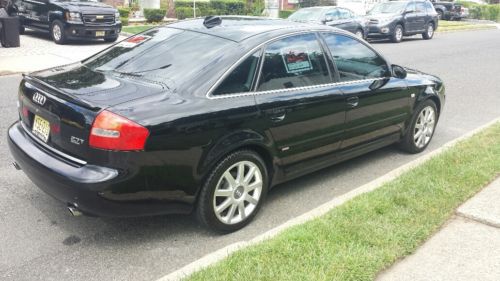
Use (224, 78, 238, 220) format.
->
(8, 121, 192, 217)
(64, 22, 121, 40)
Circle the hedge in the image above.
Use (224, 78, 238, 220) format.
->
(279, 10, 295, 18)
(143, 8, 166, 22)
(117, 7, 130, 18)
(120, 17, 129, 26)
(174, 0, 246, 18)
(457, 2, 500, 22)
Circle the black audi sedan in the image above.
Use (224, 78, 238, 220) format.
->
(8, 16, 445, 232)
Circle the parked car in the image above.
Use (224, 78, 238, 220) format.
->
(8, 17, 445, 232)
(288, 6, 368, 39)
(431, 1, 468, 20)
(366, 0, 439, 43)
(10, 0, 121, 44)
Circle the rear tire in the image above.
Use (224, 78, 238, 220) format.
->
(391, 24, 403, 43)
(437, 10, 444, 20)
(196, 150, 268, 232)
(422, 23, 434, 40)
(399, 100, 438, 154)
(19, 25, 25, 35)
(50, 20, 66, 44)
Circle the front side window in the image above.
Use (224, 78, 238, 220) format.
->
(257, 33, 330, 92)
(425, 1, 435, 13)
(321, 33, 389, 81)
(416, 2, 426, 13)
(325, 9, 339, 20)
(405, 2, 416, 13)
(212, 51, 260, 95)
(338, 9, 351, 19)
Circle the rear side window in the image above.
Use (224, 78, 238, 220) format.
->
(212, 51, 261, 95)
(416, 2, 426, 13)
(257, 33, 330, 92)
(321, 33, 389, 81)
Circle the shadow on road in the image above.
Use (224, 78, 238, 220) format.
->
(22, 29, 113, 46)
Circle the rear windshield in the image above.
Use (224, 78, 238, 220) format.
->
(83, 27, 235, 86)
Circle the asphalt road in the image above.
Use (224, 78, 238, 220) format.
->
(1, 29, 499, 281)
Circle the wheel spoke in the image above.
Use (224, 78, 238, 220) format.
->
(223, 171, 237, 189)
(215, 198, 232, 214)
(414, 129, 422, 140)
(214, 189, 232, 197)
(246, 179, 262, 192)
(245, 194, 258, 205)
(237, 163, 245, 182)
(238, 202, 246, 220)
(226, 203, 237, 223)
(244, 166, 256, 184)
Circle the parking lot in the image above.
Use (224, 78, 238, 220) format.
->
(1, 28, 500, 281)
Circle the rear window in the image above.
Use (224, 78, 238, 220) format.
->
(83, 27, 236, 86)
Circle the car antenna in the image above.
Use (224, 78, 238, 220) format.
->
(203, 16, 222, 29)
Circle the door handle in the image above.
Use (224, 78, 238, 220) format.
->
(270, 113, 286, 122)
(346, 96, 359, 107)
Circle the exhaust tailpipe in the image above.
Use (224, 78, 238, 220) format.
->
(68, 204, 82, 217)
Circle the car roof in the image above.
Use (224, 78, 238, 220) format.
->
(167, 16, 334, 43)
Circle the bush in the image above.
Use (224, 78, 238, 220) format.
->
(117, 7, 130, 18)
(457, 2, 500, 22)
(174, 0, 246, 18)
(120, 17, 129, 26)
(143, 8, 166, 22)
(279, 10, 295, 19)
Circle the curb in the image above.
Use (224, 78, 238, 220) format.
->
(157, 116, 500, 281)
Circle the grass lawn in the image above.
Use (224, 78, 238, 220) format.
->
(187, 122, 500, 281)
(121, 25, 159, 35)
(437, 20, 497, 32)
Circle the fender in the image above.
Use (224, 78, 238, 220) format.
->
(48, 10, 63, 22)
(197, 129, 279, 184)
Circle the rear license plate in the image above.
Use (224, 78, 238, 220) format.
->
(32, 115, 50, 142)
(96, 31, 105, 37)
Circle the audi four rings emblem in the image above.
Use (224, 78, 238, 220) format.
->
(32, 92, 46, 106)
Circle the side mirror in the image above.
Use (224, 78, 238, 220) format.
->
(392, 65, 407, 79)
(403, 10, 413, 15)
(324, 16, 333, 23)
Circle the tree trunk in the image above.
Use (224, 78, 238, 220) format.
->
(167, 0, 175, 18)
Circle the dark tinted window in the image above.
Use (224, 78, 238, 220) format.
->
(406, 2, 416, 12)
(84, 28, 236, 86)
(322, 33, 388, 81)
(257, 33, 330, 91)
(416, 2, 426, 13)
(212, 51, 260, 95)
(425, 1, 435, 13)
(325, 9, 339, 20)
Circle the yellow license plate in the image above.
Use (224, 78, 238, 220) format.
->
(96, 31, 105, 37)
(32, 115, 50, 142)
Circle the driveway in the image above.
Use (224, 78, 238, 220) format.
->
(0, 30, 125, 75)
(0, 29, 499, 281)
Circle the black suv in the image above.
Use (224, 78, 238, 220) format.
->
(366, 0, 438, 43)
(11, 0, 121, 44)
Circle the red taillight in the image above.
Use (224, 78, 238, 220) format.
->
(22, 106, 29, 118)
(89, 110, 149, 151)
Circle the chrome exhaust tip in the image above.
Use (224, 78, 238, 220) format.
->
(12, 162, 21, 170)
(68, 204, 82, 217)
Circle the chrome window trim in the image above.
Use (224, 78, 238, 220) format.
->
(207, 78, 385, 99)
(21, 122, 88, 166)
(206, 29, 388, 100)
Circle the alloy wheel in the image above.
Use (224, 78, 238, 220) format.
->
(52, 24, 62, 41)
(213, 161, 263, 225)
(413, 106, 436, 148)
(395, 27, 403, 42)
(427, 25, 434, 38)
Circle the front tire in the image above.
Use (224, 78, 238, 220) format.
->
(51, 20, 66, 44)
(196, 150, 268, 232)
(399, 100, 438, 154)
(391, 24, 403, 43)
(104, 36, 118, 43)
(422, 23, 435, 40)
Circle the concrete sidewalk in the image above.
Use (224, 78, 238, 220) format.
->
(378, 177, 500, 281)
(0, 30, 125, 75)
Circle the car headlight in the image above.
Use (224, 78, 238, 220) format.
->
(115, 11, 121, 22)
(66, 12, 82, 23)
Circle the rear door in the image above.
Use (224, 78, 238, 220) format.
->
(320, 32, 412, 149)
(414, 1, 428, 31)
(254, 33, 346, 168)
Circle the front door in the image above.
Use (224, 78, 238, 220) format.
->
(320, 32, 412, 149)
(254, 33, 346, 170)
